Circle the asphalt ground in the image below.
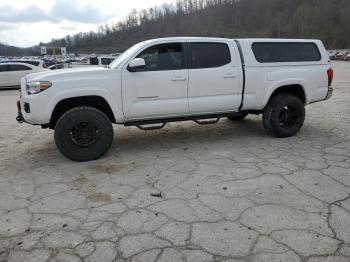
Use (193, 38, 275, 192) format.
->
(0, 61, 349, 262)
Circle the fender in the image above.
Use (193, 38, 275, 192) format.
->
(47, 88, 124, 123)
(262, 78, 307, 108)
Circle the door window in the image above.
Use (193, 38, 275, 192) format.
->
(8, 64, 32, 71)
(136, 43, 184, 71)
(6, 60, 40, 66)
(190, 42, 231, 69)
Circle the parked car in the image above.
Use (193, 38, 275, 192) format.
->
(70, 57, 116, 69)
(0, 62, 48, 88)
(110, 53, 122, 57)
(89, 56, 116, 67)
(48, 63, 66, 70)
(0, 59, 53, 68)
(344, 53, 350, 61)
(328, 51, 337, 60)
(43, 59, 56, 68)
(335, 51, 349, 60)
(17, 37, 333, 161)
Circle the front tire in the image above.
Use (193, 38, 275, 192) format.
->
(263, 94, 305, 137)
(54, 106, 114, 162)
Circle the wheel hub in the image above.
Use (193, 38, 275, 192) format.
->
(278, 106, 298, 128)
(70, 122, 99, 147)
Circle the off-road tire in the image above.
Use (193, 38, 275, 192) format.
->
(263, 94, 305, 137)
(228, 112, 249, 121)
(54, 106, 114, 162)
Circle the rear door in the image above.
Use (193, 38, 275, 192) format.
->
(188, 41, 241, 114)
(122, 42, 189, 119)
(8, 64, 33, 86)
(0, 65, 9, 87)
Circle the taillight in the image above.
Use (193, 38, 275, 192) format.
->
(327, 68, 334, 86)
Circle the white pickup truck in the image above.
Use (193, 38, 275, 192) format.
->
(17, 37, 333, 161)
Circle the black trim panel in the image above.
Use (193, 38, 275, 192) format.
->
(234, 40, 246, 111)
(125, 112, 242, 126)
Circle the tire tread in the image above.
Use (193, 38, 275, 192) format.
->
(263, 94, 305, 137)
(54, 106, 113, 162)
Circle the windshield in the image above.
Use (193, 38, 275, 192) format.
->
(109, 42, 145, 69)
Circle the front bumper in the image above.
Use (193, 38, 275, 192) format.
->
(16, 77, 52, 125)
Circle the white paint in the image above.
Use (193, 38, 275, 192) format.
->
(18, 37, 331, 125)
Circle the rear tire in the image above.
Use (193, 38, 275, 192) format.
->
(263, 94, 305, 137)
(54, 106, 114, 162)
(228, 112, 248, 121)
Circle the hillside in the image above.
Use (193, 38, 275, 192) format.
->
(1, 0, 350, 56)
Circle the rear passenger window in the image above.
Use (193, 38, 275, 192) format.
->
(252, 42, 321, 63)
(8, 65, 32, 71)
(190, 43, 231, 69)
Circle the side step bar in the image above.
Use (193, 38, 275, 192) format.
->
(137, 123, 166, 131)
(125, 112, 247, 131)
(135, 118, 221, 131)
(194, 118, 220, 125)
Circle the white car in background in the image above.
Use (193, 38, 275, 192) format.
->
(0, 62, 48, 88)
(344, 53, 350, 61)
(1, 59, 47, 68)
(70, 57, 116, 68)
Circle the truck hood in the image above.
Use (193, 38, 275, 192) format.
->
(25, 67, 108, 83)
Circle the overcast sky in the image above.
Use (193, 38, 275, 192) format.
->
(0, 0, 175, 47)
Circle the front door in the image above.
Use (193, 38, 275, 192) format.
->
(8, 64, 32, 86)
(122, 42, 189, 120)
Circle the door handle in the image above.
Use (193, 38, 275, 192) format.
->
(171, 76, 186, 81)
(223, 74, 236, 78)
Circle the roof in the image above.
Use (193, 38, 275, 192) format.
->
(236, 38, 321, 42)
(141, 37, 321, 43)
(142, 37, 231, 43)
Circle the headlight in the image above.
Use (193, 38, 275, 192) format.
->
(26, 81, 52, 95)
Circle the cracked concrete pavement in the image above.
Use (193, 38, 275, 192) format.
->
(0, 61, 349, 262)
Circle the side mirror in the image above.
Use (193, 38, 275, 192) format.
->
(128, 58, 146, 72)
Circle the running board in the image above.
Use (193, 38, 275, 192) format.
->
(125, 112, 243, 130)
(125, 111, 261, 130)
(135, 118, 221, 131)
(125, 113, 234, 126)
(194, 118, 220, 125)
(136, 123, 166, 131)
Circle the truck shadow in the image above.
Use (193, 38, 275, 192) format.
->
(11, 118, 264, 167)
(20, 117, 331, 165)
(109, 118, 266, 155)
